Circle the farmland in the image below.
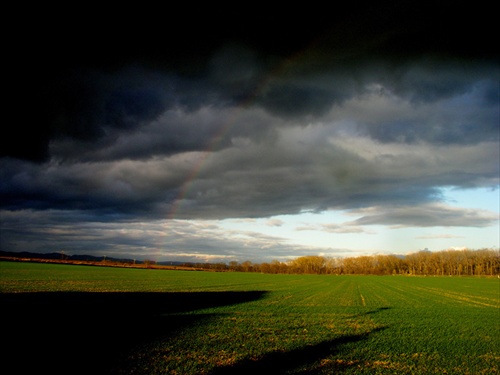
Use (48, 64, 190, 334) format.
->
(1, 261, 499, 374)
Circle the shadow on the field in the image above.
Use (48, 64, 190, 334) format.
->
(209, 307, 392, 375)
(0, 291, 267, 375)
(359, 306, 391, 316)
(210, 326, 388, 375)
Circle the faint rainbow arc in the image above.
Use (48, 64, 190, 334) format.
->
(166, 49, 309, 221)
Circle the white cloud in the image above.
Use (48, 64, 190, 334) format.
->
(415, 234, 465, 239)
(266, 219, 284, 227)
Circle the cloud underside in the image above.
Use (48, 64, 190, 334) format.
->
(2, 116, 497, 222)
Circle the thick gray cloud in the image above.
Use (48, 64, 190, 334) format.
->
(4, 2, 497, 161)
(2, 88, 497, 221)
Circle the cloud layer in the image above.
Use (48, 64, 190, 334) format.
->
(1, 3, 498, 260)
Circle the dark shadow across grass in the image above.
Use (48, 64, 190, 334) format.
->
(209, 307, 392, 375)
(209, 327, 387, 375)
(0, 291, 267, 375)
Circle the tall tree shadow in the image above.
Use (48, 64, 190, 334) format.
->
(0, 291, 267, 375)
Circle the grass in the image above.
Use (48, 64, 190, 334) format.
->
(1, 261, 499, 374)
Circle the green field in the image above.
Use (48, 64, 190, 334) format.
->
(1, 261, 499, 374)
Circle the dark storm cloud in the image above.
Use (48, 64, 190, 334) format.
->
(154, 127, 499, 220)
(0, 156, 190, 218)
(2, 95, 498, 221)
(347, 77, 500, 145)
(3, 1, 497, 162)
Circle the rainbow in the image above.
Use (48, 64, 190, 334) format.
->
(166, 47, 315, 221)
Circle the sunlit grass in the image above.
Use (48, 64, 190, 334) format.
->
(1, 261, 498, 374)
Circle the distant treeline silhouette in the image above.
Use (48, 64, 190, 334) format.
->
(182, 249, 499, 276)
(1, 249, 498, 276)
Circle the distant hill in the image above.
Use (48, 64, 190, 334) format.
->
(0, 250, 188, 266)
(0, 250, 129, 263)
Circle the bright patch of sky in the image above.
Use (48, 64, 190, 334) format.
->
(441, 186, 499, 212)
(219, 187, 499, 259)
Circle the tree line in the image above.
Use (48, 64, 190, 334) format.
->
(181, 248, 499, 276)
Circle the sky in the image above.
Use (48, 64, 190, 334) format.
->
(1, 3, 499, 263)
